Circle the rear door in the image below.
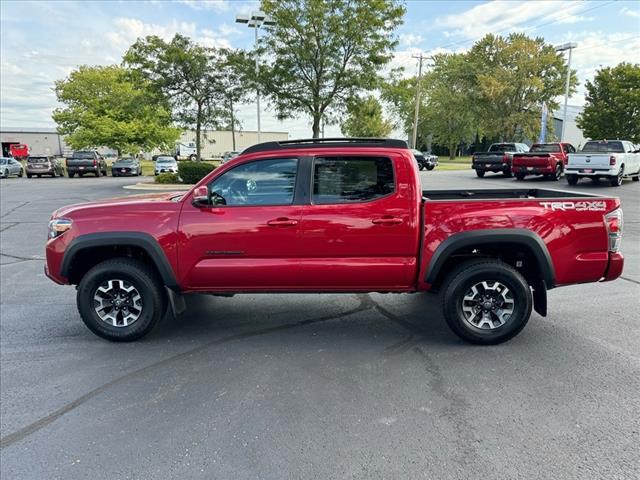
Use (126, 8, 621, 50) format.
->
(297, 154, 419, 290)
(178, 157, 304, 290)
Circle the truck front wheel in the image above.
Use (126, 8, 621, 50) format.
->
(77, 258, 167, 342)
(441, 259, 532, 345)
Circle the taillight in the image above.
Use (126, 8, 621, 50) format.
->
(609, 155, 616, 166)
(503, 154, 509, 163)
(605, 208, 623, 252)
(93, 159, 97, 166)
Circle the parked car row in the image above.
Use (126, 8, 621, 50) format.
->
(473, 139, 640, 187)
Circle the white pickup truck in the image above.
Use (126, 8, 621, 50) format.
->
(566, 139, 640, 187)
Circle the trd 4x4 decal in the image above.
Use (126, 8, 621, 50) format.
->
(540, 201, 607, 211)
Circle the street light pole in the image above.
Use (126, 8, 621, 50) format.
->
(236, 11, 275, 144)
(555, 42, 577, 142)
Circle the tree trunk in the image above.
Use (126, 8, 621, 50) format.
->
(312, 112, 322, 139)
(195, 103, 202, 162)
(230, 98, 236, 151)
(449, 143, 456, 160)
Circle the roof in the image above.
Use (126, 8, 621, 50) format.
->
(242, 138, 408, 155)
(1, 127, 61, 134)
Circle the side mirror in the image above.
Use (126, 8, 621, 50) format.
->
(191, 186, 210, 207)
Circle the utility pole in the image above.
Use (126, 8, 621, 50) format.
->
(411, 53, 428, 149)
(555, 42, 577, 141)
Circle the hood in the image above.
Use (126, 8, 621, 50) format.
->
(53, 192, 183, 218)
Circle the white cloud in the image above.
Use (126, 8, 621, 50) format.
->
(435, 0, 585, 41)
(399, 33, 423, 47)
(620, 6, 640, 18)
(177, 0, 229, 12)
(105, 17, 198, 49)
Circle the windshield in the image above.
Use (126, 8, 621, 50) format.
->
(489, 144, 516, 152)
(0, 158, 7, 165)
(72, 151, 95, 159)
(116, 158, 134, 164)
(157, 157, 175, 163)
(28, 157, 49, 163)
(581, 141, 624, 153)
(530, 144, 560, 153)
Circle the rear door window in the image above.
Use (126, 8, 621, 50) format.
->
(312, 156, 395, 204)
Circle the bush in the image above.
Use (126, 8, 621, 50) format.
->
(155, 173, 180, 184)
(178, 161, 216, 184)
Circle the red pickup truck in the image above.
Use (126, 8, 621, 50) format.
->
(45, 138, 624, 345)
(512, 142, 576, 181)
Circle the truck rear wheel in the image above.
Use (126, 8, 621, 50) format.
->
(475, 170, 485, 178)
(441, 259, 532, 345)
(610, 165, 623, 187)
(566, 174, 578, 185)
(77, 258, 167, 342)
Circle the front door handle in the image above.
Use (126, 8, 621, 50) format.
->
(267, 217, 298, 227)
(372, 216, 403, 225)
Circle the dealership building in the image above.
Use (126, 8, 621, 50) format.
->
(0, 127, 288, 159)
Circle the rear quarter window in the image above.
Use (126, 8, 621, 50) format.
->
(312, 156, 395, 204)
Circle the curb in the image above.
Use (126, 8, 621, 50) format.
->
(123, 183, 193, 191)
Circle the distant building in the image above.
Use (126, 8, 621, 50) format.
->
(0, 127, 289, 159)
(176, 129, 289, 158)
(551, 105, 588, 149)
(0, 127, 67, 157)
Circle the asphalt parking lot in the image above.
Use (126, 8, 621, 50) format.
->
(1, 171, 638, 479)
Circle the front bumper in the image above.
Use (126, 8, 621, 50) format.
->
(156, 168, 178, 174)
(112, 168, 138, 176)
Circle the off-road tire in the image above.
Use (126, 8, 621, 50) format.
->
(441, 259, 533, 345)
(476, 170, 485, 178)
(77, 258, 167, 342)
(515, 173, 526, 181)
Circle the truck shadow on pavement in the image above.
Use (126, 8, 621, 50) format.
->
(152, 292, 459, 349)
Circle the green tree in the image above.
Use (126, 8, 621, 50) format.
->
(124, 34, 226, 160)
(340, 96, 392, 137)
(421, 53, 476, 159)
(258, 0, 405, 138)
(218, 49, 253, 151)
(381, 75, 419, 137)
(467, 33, 577, 141)
(52, 65, 179, 153)
(576, 63, 640, 143)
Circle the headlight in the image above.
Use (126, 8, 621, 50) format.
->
(48, 218, 72, 239)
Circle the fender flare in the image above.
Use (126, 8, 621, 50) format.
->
(425, 228, 556, 288)
(60, 232, 179, 290)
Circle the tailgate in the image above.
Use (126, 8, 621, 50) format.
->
(568, 154, 610, 169)
(512, 154, 550, 167)
(68, 159, 96, 167)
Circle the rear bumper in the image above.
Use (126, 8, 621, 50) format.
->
(601, 252, 624, 282)
(68, 166, 99, 173)
(512, 165, 554, 175)
(473, 163, 510, 172)
(26, 167, 54, 174)
(565, 168, 615, 176)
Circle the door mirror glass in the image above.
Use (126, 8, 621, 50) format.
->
(192, 186, 210, 207)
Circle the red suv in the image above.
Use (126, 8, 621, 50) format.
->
(45, 138, 624, 345)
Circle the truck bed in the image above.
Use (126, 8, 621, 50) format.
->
(422, 188, 600, 201)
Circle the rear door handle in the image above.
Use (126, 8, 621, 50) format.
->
(372, 216, 403, 225)
(267, 217, 298, 227)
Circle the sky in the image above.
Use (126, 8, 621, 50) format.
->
(1, 0, 639, 139)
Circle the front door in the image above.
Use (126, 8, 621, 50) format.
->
(297, 154, 419, 290)
(179, 157, 303, 290)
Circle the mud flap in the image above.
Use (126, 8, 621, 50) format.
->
(531, 280, 547, 317)
(166, 287, 186, 319)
